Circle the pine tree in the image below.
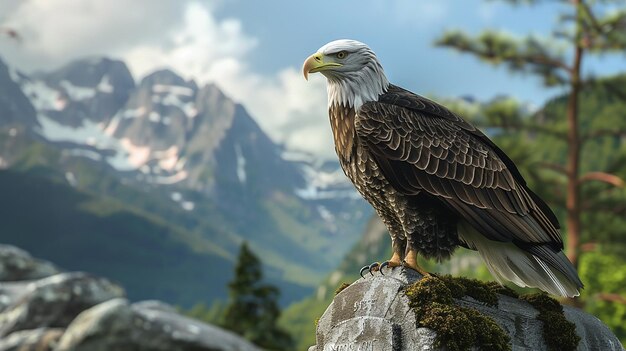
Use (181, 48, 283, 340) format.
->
(435, 0, 626, 303)
(223, 242, 294, 350)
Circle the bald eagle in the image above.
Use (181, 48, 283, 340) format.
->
(303, 39, 582, 297)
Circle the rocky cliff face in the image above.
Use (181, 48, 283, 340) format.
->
(0, 245, 261, 351)
(0, 60, 38, 129)
(310, 269, 623, 351)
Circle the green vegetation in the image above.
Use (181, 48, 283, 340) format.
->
(334, 282, 351, 295)
(435, 0, 626, 343)
(2, 132, 356, 307)
(405, 275, 510, 351)
(221, 243, 294, 350)
(521, 293, 580, 351)
(0, 169, 233, 305)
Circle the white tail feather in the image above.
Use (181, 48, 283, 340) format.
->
(459, 223, 580, 297)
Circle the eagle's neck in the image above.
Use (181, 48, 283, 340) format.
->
(326, 62, 389, 110)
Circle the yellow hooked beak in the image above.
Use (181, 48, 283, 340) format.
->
(302, 52, 342, 80)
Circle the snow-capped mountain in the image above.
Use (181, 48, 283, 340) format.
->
(0, 55, 370, 306)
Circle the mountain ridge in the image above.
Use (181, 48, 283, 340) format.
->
(0, 55, 371, 306)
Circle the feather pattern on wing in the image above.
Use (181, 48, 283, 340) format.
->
(356, 85, 562, 250)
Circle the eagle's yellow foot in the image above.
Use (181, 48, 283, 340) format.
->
(379, 252, 403, 275)
(403, 250, 430, 277)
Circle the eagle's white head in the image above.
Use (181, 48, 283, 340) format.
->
(303, 39, 389, 110)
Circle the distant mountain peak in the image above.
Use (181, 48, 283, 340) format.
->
(139, 69, 196, 91)
(42, 57, 134, 91)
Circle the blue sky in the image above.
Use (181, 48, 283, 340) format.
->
(216, 0, 623, 103)
(1, 0, 624, 158)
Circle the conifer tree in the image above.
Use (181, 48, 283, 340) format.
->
(223, 242, 293, 350)
(435, 0, 626, 284)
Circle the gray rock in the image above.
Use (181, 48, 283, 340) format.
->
(0, 281, 30, 312)
(0, 245, 60, 282)
(132, 299, 178, 314)
(55, 298, 262, 351)
(311, 269, 624, 351)
(0, 328, 64, 351)
(0, 272, 124, 337)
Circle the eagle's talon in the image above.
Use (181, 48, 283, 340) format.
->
(379, 261, 389, 275)
(359, 265, 370, 279)
(368, 262, 380, 276)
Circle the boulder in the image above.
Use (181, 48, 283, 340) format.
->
(0, 245, 59, 282)
(55, 298, 262, 351)
(0, 328, 63, 351)
(0, 272, 124, 337)
(310, 269, 623, 351)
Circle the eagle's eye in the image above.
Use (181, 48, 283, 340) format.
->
(336, 51, 348, 59)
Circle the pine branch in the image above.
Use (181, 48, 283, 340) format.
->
(435, 31, 572, 86)
(578, 171, 624, 187)
(582, 129, 626, 142)
(582, 9, 626, 52)
(476, 121, 568, 139)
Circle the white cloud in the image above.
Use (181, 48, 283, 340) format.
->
(0, 0, 334, 158)
(119, 2, 333, 158)
(0, 0, 197, 69)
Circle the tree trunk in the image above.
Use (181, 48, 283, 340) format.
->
(565, 0, 584, 273)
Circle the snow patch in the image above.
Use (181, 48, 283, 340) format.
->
(103, 115, 120, 136)
(174, 157, 186, 172)
(97, 75, 114, 93)
(157, 92, 197, 118)
(119, 138, 151, 168)
(65, 172, 78, 187)
(153, 84, 194, 97)
(317, 205, 335, 223)
(122, 107, 147, 118)
(281, 150, 317, 164)
(181, 201, 195, 211)
(148, 111, 161, 123)
(295, 164, 360, 200)
(170, 192, 182, 202)
(234, 143, 246, 183)
(65, 172, 77, 187)
(154, 146, 179, 172)
(64, 148, 103, 161)
(59, 80, 97, 101)
(36, 114, 137, 170)
(20, 80, 62, 110)
(153, 170, 188, 185)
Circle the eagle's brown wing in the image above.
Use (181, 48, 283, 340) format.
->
(355, 86, 562, 251)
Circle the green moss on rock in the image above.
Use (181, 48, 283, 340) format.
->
(438, 275, 499, 306)
(405, 275, 511, 351)
(334, 282, 351, 296)
(521, 293, 580, 351)
(485, 281, 519, 298)
(462, 307, 510, 351)
(421, 302, 476, 351)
